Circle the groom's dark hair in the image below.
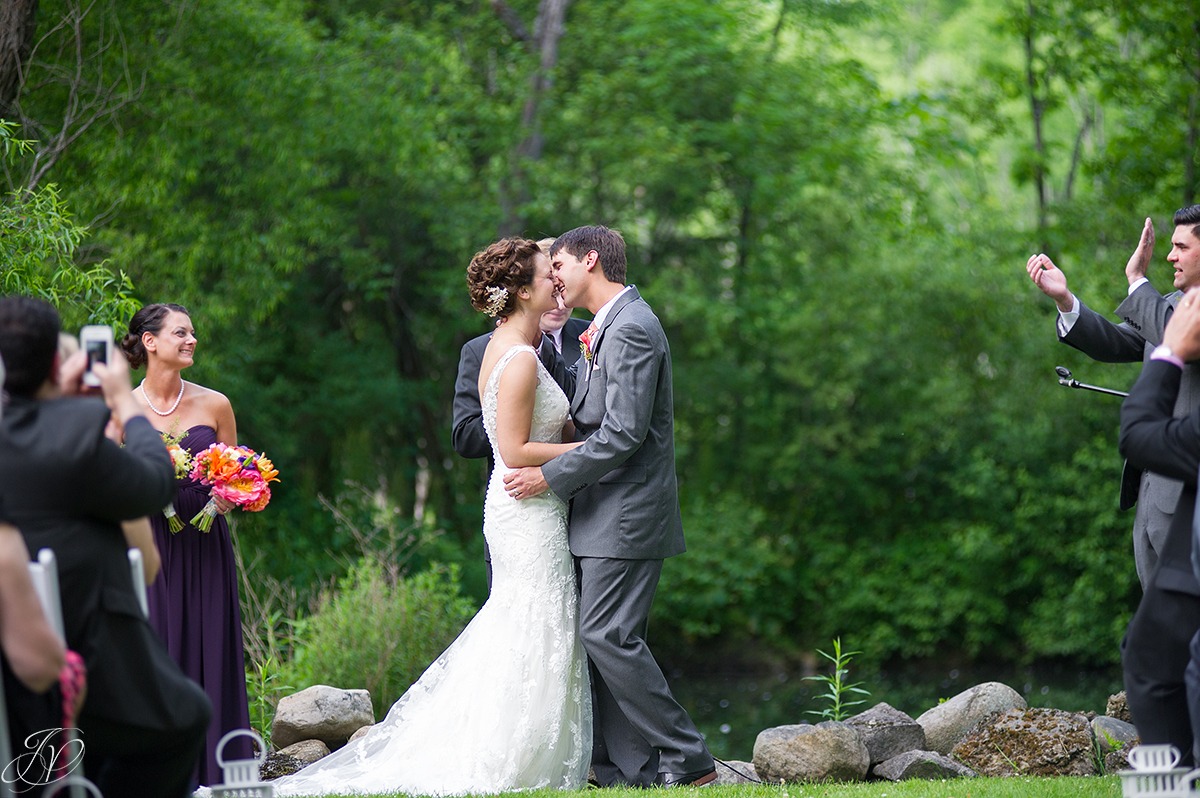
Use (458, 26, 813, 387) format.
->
(552, 225, 627, 284)
(1175, 204, 1200, 241)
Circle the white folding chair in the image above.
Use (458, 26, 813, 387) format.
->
(27, 548, 65, 642)
(42, 775, 103, 797)
(127, 549, 148, 618)
(26, 549, 85, 798)
(0, 668, 13, 798)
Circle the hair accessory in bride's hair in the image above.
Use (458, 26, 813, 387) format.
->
(483, 285, 509, 317)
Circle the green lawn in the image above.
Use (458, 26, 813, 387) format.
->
(296, 775, 1122, 798)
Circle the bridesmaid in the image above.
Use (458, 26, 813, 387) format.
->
(120, 302, 253, 786)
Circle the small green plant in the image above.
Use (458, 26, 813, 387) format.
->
(1092, 727, 1125, 773)
(804, 637, 870, 721)
(246, 655, 293, 749)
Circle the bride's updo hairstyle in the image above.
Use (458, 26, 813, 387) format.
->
(466, 237, 542, 320)
(120, 302, 191, 369)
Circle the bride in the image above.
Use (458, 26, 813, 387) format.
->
(272, 238, 591, 796)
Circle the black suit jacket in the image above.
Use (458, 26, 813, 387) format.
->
(450, 317, 589, 464)
(0, 397, 210, 733)
(1119, 360, 1200, 595)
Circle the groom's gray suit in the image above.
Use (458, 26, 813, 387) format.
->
(1061, 282, 1200, 586)
(542, 287, 713, 787)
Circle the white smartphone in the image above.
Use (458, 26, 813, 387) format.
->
(79, 325, 114, 388)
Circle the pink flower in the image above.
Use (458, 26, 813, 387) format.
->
(211, 470, 267, 505)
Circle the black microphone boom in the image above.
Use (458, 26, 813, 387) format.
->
(1055, 366, 1129, 398)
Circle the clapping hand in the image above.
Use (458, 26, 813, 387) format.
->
(1163, 288, 1200, 361)
(1026, 253, 1075, 312)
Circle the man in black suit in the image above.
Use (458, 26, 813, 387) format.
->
(1118, 216, 1200, 766)
(451, 306, 588, 585)
(0, 297, 210, 798)
(452, 307, 589, 463)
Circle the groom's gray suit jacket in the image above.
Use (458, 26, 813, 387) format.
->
(1062, 282, 1200, 585)
(542, 287, 686, 560)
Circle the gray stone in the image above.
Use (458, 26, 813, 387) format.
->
(845, 702, 926, 765)
(259, 751, 304, 781)
(951, 707, 1096, 777)
(277, 738, 330, 766)
(752, 721, 870, 783)
(348, 724, 373, 743)
(916, 682, 1027, 754)
(1106, 691, 1132, 724)
(872, 750, 978, 781)
(713, 760, 758, 784)
(271, 685, 376, 750)
(1104, 748, 1132, 774)
(1092, 715, 1139, 756)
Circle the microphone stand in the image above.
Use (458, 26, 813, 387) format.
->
(1055, 366, 1129, 398)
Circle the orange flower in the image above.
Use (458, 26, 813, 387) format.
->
(255, 455, 280, 483)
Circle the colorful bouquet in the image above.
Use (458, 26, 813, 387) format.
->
(160, 428, 196, 533)
(188, 443, 281, 532)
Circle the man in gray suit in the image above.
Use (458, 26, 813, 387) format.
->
(503, 225, 716, 788)
(1027, 208, 1200, 587)
(1028, 205, 1200, 763)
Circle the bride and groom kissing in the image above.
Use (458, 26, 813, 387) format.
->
(272, 226, 715, 796)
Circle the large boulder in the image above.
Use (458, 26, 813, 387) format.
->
(845, 703, 926, 765)
(951, 707, 1096, 777)
(873, 750, 977, 781)
(752, 722, 870, 783)
(271, 685, 375, 750)
(916, 682, 1027, 754)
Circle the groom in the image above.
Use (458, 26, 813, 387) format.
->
(503, 225, 716, 787)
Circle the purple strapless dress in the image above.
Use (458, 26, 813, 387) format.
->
(147, 425, 253, 786)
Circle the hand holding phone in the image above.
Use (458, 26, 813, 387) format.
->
(79, 325, 114, 388)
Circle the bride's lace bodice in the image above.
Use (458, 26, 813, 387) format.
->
(271, 344, 589, 797)
(482, 344, 570, 465)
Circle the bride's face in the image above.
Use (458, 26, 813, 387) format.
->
(524, 253, 562, 315)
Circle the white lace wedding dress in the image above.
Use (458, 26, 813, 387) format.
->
(272, 346, 591, 796)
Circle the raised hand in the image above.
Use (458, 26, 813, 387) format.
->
(1125, 217, 1156, 284)
(1026, 253, 1074, 311)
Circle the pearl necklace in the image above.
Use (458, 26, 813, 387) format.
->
(139, 380, 185, 416)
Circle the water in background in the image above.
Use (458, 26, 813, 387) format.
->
(669, 661, 1124, 761)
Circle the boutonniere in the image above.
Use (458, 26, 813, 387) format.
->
(579, 325, 597, 362)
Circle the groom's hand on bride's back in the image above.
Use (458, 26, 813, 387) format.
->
(504, 467, 549, 500)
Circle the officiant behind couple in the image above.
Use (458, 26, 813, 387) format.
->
(271, 227, 714, 795)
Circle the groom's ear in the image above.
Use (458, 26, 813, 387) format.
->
(583, 250, 599, 271)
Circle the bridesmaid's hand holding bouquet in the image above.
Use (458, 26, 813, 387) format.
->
(188, 443, 280, 532)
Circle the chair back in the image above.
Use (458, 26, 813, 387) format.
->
(25, 550, 84, 798)
(42, 776, 103, 797)
(127, 549, 148, 618)
(27, 549, 65, 642)
(0, 675, 12, 798)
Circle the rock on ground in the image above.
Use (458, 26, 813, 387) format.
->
(951, 707, 1096, 777)
(916, 681, 1027, 755)
(753, 721, 870, 783)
